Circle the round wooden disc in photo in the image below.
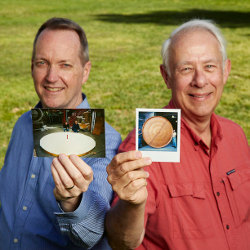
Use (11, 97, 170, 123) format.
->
(142, 116, 173, 148)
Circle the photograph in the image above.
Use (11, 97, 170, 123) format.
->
(136, 108, 181, 162)
(32, 108, 105, 157)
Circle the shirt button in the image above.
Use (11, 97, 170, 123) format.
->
(23, 206, 28, 211)
(216, 192, 220, 196)
(13, 238, 18, 243)
(226, 225, 230, 230)
(31, 174, 36, 179)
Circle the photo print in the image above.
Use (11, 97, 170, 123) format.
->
(32, 108, 105, 158)
(136, 108, 181, 162)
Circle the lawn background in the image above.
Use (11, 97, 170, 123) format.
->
(0, 0, 249, 168)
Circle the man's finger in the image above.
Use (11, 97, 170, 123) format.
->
(57, 154, 86, 184)
(51, 163, 63, 189)
(119, 178, 148, 204)
(124, 178, 148, 194)
(56, 154, 93, 193)
(110, 151, 143, 168)
(107, 156, 152, 177)
(52, 157, 74, 189)
(108, 168, 149, 189)
(68, 154, 93, 181)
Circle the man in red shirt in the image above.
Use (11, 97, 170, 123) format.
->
(105, 19, 250, 250)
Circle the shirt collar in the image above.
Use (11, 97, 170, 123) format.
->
(165, 99, 176, 109)
(35, 93, 90, 109)
(210, 113, 223, 146)
(165, 98, 223, 150)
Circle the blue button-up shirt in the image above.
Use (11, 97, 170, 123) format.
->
(0, 94, 121, 249)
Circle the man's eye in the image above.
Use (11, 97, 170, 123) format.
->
(62, 63, 72, 68)
(181, 67, 192, 72)
(35, 61, 46, 66)
(205, 65, 216, 71)
(206, 64, 215, 68)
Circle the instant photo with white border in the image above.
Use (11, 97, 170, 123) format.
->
(136, 108, 181, 162)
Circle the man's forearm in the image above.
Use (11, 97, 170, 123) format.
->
(105, 151, 150, 249)
(105, 199, 146, 249)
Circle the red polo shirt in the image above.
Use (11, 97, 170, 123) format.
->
(116, 101, 250, 250)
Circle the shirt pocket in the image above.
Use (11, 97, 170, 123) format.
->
(168, 183, 214, 239)
(223, 167, 250, 226)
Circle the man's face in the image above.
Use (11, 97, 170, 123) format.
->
(32, 29, 91, 109)
(161, 29, 231, 122)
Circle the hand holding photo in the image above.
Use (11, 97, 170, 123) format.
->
(136, 109, 181, 162)
(32, 109, 106, 158)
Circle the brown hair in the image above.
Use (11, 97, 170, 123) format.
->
(32, 17, 89, 65)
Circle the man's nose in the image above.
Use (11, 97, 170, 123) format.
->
(45, 66, 59, 83)
(191, 68, 207, 88)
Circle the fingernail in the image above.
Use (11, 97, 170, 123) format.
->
(135, 151, 142, 159)
(58, 154, 64, 160)
(69, 154, 77, 160)
(146, 171, 150, 177)
(145, 158, 152, 165)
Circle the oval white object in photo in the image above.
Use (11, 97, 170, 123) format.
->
(40, 132, 96, 156)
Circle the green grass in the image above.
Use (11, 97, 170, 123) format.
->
(0, 0, 249, 167)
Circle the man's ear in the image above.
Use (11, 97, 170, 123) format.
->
(223, 59, 231, 86)
(82, 61, 91, 85)
(31, 61, 34, 78)
(160, 64, 172, 89)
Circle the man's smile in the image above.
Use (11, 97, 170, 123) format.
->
(188, 92, 212, 101)
(44, 86, 64, 92)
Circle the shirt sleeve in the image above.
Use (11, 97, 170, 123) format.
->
(55, 185, 109, 248)
(55, 123, 121, 248)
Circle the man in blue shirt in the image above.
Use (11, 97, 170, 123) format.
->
(0, 17, 121, 249)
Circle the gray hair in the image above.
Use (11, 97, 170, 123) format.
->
(161, 19, 227, 75)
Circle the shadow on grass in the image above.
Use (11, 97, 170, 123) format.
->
(94, 9, 250, 28)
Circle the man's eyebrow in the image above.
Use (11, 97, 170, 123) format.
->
(33, 57, 47, 61)
(56, 59, 74, 64)
(33, 58, 72, 63)
(202, 59, 220, 64)
(176, 58, 220, 66)
(175, 61, 193, 67)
